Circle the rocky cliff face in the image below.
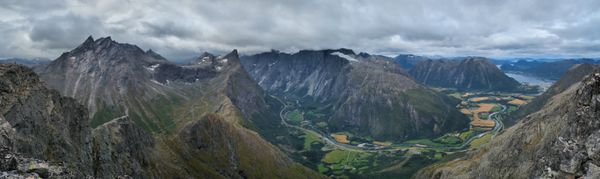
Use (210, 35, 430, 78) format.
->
(409, 57, 522, 91)
(415, 67, 600, 178)
(91, 116, 157, 178)
(36, 36, 177, 131)
(0, 64, 92, 177)
(0, 64, 165, 178)
(242, 49, 468, 141)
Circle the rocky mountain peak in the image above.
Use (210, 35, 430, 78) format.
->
(408, 57, 522, 91)
(145, 49, 167, 61)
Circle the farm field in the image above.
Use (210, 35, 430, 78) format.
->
(273, 90, 537, 178)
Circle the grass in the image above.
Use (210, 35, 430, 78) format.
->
(469, 133, 493, 149)
(316, 122, 328, 129)
(373, 141, 392, 146)
(508, 106, 519, 113)
(90, 106, 122, 128)
(317, 164, 329, 173)
(459, 130, 474, 140)
(479, 112, 489, 119)
(491, 106, 502, 112)
(303, 132, 321, 150)
(431, 135, 462, 145)
(286, 110, 303, 124)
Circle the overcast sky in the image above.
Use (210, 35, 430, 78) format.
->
(1, 0, 600, 60)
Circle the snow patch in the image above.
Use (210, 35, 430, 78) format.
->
(331, 52, 358, 62)
(215, 66, 223, 71)
(150, 79, 164, 86)
(146, 64, 160, 72)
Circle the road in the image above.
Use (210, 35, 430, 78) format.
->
(271, 95, 507, 153)
(273, 95, 373, 152)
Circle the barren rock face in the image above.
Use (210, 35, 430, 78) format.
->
(0, 64, 92, 175)
(408, 57, 522, 91)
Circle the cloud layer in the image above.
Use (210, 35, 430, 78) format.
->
(1, 0, 599, 60)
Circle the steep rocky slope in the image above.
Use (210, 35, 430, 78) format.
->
(393, 54, 429, 69)
(409, 57, 522, 91)
(507, 64, 600, 126)
(242, 49, 468, 141)
(29, 36, 322, 178)
(416, 67, 600, 178)
(0, 64, 92, 177)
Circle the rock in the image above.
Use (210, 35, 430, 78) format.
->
(27, 168, 49, 178)
(408, 57, 522, 91)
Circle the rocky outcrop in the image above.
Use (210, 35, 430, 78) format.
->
(242, 49, 468, 141)
(0, 64, 92, 177)
(92, 116, 157, 178)
(409, 57, 522, 91)
(415, 68, 600, 178)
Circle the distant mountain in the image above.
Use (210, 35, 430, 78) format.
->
(393, 54, 429, 69)
(416, 63, 600, 179)
(0, 57, 50, 67)
(34, 36, 323, 178)
(408, 57, 522, 91)
(241, 49, 468, 141)
(500, 58, 600, 80)
(506, 63, 600, 126)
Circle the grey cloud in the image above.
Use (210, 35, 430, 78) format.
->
(29, 13, 104, 49)
(0, 0, 600, 60)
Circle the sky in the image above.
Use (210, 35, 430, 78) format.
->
(1, 0, 600, 61)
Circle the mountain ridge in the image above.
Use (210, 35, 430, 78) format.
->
(241, 49, 468, 141)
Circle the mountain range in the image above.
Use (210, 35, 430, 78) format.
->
(499, 58, 600, 80)
(241, 49, 468, 141)
(408, 57, 523, 91)
(3, 36, 323, 178)
(2, 35, 589, 178)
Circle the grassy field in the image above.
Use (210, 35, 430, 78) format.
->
(406, 135, 462, 147)
(287, 110, 303, 124)
(316, 122, 328, 129)
(303, 132, 321, 150)
(469, 133, 493, 148)
(332, 134, 350, 144)
(459, 130, 474, 140)
(508, 99, 527, 105)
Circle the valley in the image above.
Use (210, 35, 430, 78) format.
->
(1, 1, 599, 178)
(270, 88, 535, 178)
